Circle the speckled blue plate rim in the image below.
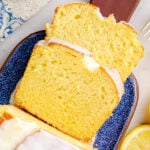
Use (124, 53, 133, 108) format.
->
(0, 30, 139, 150)
(115, 73, 139, 150)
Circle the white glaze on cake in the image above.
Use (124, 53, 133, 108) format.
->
(104, 67, 124, 98)
(0, 118, 39, 150)
(37, 38, 92, 56)
(17, 130, 80, 150)
(83, 56, 99, 71)
(0, 118, 81, 150)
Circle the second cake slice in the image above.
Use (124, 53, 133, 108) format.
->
(14, 42, 123, 142)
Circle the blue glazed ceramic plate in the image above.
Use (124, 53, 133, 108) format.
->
(0, 31, 138, 150)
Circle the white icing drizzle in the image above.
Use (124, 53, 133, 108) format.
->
(0, 118, 81, 150)
(83, 56, 99, 71)
(37, 38, 92, 56)
(17, 130, 80, 150)
(104, 67, 124, 98)
(0, 118, 39, 150)
(37, 40, 47, 46)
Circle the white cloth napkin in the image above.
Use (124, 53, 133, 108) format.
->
(0, 0, 50, 42)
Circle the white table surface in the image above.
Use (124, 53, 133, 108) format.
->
(0, 0, 150, 133)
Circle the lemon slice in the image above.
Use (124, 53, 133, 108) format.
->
(120, 125, 150, 150)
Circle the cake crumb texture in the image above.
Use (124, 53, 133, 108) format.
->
(15, 44, 119, 142)
(46, 2, 144, 82)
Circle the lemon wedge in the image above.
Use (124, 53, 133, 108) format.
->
(120, 125, 150, 150)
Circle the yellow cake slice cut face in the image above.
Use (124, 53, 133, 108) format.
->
(15, 43, 121, 142)
(45, 2, 144, 82)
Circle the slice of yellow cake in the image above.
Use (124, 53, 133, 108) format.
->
(45, 2, 144, 82)
(0, 105, 94, 150)
(14, 43, 123, 142)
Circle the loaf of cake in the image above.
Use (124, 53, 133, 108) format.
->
(14, 42, 123, 143)
(45, 2, 144, 82)
(0, 105, 94, 150)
